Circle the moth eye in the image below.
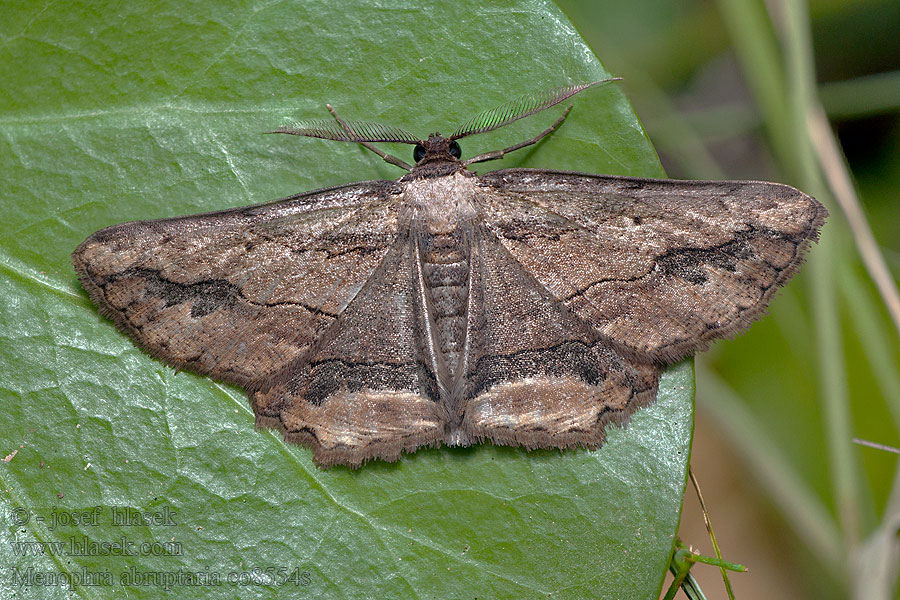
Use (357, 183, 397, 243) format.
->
(413, 144, 426, 163)
(449, 140, 461, 159)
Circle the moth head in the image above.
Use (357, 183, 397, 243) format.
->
(413, 134, 462, 165)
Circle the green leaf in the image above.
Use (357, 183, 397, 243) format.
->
(0, 1, 690, 598)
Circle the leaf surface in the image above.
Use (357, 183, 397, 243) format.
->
(0, 2, 690, 598)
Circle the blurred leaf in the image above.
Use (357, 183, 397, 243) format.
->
(0, 1, 690, 598)
(559, 0, 900, 598)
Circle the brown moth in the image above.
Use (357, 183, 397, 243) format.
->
(72, 80, 826, 468)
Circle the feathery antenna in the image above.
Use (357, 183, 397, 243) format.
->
(270, 119, 419, 144)
(450, 78, 621, 140)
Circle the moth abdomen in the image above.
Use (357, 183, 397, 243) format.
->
(419, 231, 472, 378)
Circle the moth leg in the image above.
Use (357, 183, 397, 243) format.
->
(463, 106, 572, 166)
(326, 104, 413, 171)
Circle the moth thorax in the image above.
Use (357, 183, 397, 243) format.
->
(420, 231, 470, 377)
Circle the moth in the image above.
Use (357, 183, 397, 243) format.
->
(73, 80, 826, 468)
